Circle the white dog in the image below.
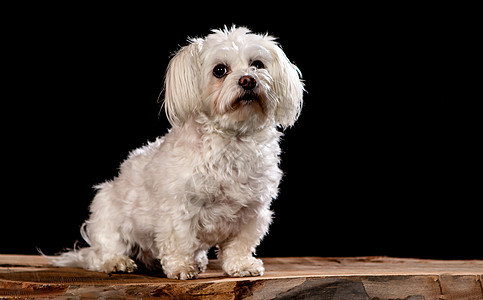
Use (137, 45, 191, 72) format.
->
(51, 26, 304, 280)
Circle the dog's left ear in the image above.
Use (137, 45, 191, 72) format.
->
(270, 45, 304, 129)
(163, 40, 203, 127)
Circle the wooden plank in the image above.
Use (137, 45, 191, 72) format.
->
(0, 255, 482, 299)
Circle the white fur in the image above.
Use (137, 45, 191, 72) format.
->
(50, 26, 304, 280)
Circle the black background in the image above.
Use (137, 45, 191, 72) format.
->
(3, 4, 479, 260)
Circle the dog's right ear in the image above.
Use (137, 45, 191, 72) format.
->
(163, 40, 202, 127)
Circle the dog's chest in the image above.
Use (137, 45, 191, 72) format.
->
(188, 135, 281, 242)
(195, 135, 279, 201)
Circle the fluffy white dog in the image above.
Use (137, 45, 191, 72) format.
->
(51, 26, 304, 280)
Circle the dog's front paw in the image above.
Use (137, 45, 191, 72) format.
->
(164, 264, 200, 280)
(222, 256, 264, 277)
(101, 255, 138, 273)
(162, 258, 200, 280)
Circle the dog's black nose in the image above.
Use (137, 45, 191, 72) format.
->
(238, 75, 256, 90)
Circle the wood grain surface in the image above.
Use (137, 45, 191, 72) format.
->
(1, 255, 482, 299)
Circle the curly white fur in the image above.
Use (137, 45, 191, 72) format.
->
(51, 26, 304, 280)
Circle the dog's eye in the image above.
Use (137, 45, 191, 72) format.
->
(250, 60, 265, 69)
(213, 64, 228, 78)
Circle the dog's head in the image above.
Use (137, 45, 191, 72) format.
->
(163, 26, 304, 131)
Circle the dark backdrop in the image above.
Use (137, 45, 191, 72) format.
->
(3, 4, 479, 260)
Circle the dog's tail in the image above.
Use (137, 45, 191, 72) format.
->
(43, 222, 95, 269)
(47, 247, 92, 268)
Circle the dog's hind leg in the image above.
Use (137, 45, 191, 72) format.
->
(52, 183, 138, 273)
(50, 221, 138, 273)
(80, 222, 138, 273)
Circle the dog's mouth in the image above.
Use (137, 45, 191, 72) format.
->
(225, 90, 266, 120)
(235, 91, 261, 104)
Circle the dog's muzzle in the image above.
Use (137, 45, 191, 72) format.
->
(235, 75, 262, 105)
(238, 75, 257, 90)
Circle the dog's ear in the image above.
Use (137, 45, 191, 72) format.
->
(163, 41, 202, 127)
(270, 45, 304, 129)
